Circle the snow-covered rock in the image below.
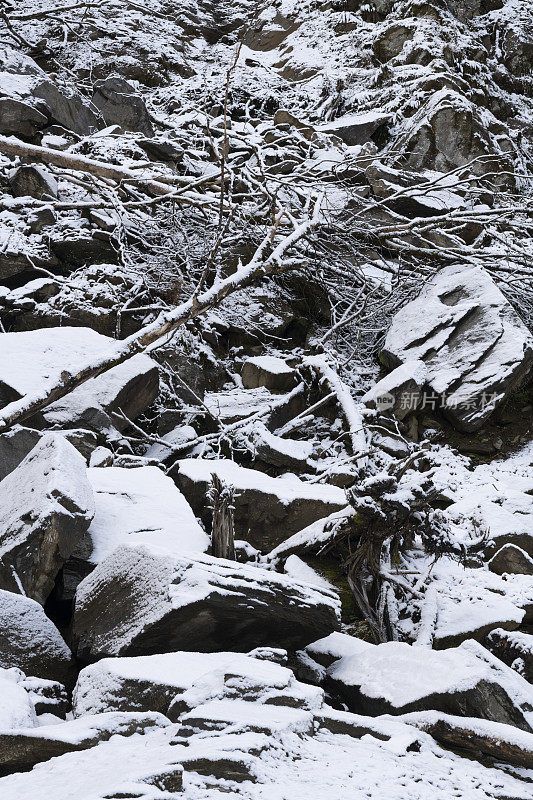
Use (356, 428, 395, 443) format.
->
(362, 360, 427, 419)
(0, 668, 36, 731)
(72, 544, 340, 661)
(241, 355, 297, 392)
(489, 543, 533, 575)
(0, 590, 72, 684)
(73, 649, 322, 718)
(0, 435, 95, 603)
(488, 629, 533, 683)
(175, 458, 346, 551)
(0, 328, 158, 433)
(381, 264, 533, 430)
(0, 711, 168, 775)
(327, 640, 532, 729)
(61, 465, 209, 599)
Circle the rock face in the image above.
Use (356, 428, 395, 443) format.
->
(72, 545, 340, 661)
(327, 640, 532, 730)
(489, 544, 533, 575)
(381, 264, 533, 431)
(0, 435, 95, 604)
(488, 629, 533, 682)
(175, 458, 346, 551)
(0, 590, 73, 684)
(61, 465, 209, 600)
(0, 328, 158, 433)
(91, 77, 154, 136)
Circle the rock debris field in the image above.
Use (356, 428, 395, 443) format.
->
(0, 0, 532, 798)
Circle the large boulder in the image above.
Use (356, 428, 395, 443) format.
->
(0, 590, 72, 684)
(61, 465, 209, 599)
(91, 77, 154, 136)
(318, 111, 393, 145)
(0, 435, 95, 604)
(381, 264, 533, 431)
(0, 328, 158, 433)
(0, 668, 36, 731)
(327, 640, 532, 730)
(0, 97, 48, 139)
(0, 712, 168, 776)
(72, 544, 340, 661)
(489, 544, 533, 576)
(9, 166, 58, 200)
(174, 458, 346, 551)
(392, 89, 515, 186)
(73, 650, 322, 718)
(241, 356, 297, 392)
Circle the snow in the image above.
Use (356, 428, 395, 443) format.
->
(73, 650, 308, 717)
(243, 355, 295, 375)
(284, 555, 333, 590)
(80, 466, 209, 565)
(0, 668, 36, 730)
(305, 632, 374, 663)
(328, 640, 509, 708)
(177, 458, 346, 505)
(0, 588, 71, 670)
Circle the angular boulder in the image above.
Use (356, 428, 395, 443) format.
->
(61, 465, 209, 599)
(489, 544, 533, 575)
(488, 629, 533, 682)
(381, 264, 533, 431)
(0, 435, 95, 603)
(0, 327, 158, 433)
(318, 111, 393, 145)
(72, 544, 340, 661)
(362, 360, 427, 419)
(241, 356, 297, 392)
(0, 712, 168, 776)
(327, 640, 532, 730)
(91, 77, 154, 136)
(0, 97, 47, 140)
(9, 166, 58, 200)
(175, 458, 346, 551)
(0, 590, 73, 684)
(73, 649, 321, 717)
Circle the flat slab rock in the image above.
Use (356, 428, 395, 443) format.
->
(0, 589, 72, 684)
(175, 458, 346, 551)
(62, 465, 209, 599)
(73, 649, 322, 717)
(0, 434, 95, 603)
(327, 639, 532, 730)
(72, 544, 340, 661)
(381, 264, 533, 431)
(0, 327, 158, 432)
(0, 711, 168, 775)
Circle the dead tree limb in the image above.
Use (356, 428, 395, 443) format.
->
(0, 195, 323, 431)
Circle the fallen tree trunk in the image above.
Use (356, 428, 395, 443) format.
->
(0, 135, 215, 197)
(0, 196, 323, 431)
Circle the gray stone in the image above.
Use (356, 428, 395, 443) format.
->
(32, 80, 100, 135)
(0, 97, 47, 140)
(241, 355, 297, 392)
(381, 264, 533, 431)
(489, 544, 533, 576)
(0, 434, 95, 604)
(72, 545, 340, 661)
(487, 629, 533, 682)
(362, 360, 427, 420)
(318, 111, 393, 146)
(327, 640, 531, 731)
(0, 712, 168, 775)
(9, 165, 58, 200)
(92, 77, 154, 136)
(0, 590, 73, 684)
(175, 458, 346, 552)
